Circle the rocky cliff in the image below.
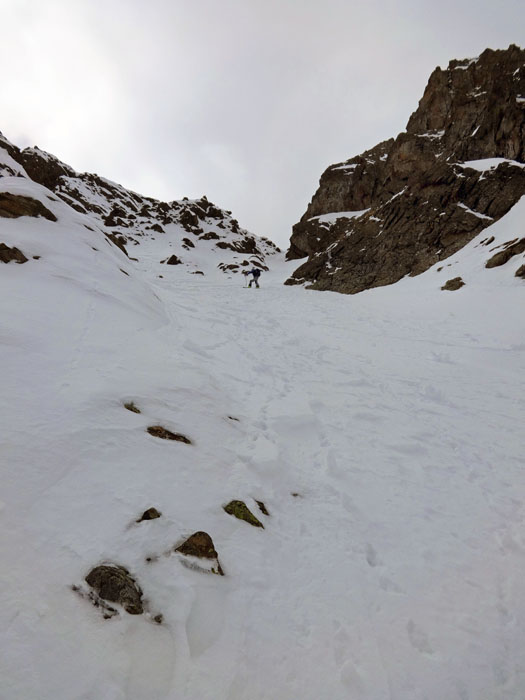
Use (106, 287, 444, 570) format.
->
(0, 132, 279, 276)
(286, 45, 525, 293)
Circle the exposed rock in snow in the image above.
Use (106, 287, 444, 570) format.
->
(0, 242, 28, 264)
(485, 237, 525, 268)
(0, 191, 57, 221)
(223, 500, 264, 528)
(175, 532, 224, 575)
(136, 507, 162, 523)
(441, 276, 465, 291)
(147, 425, 192, 444)
(0, 131, 280, 278)
(85, 565, 144, 615)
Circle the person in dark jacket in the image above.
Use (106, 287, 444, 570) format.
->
(248, 268, 261, 288)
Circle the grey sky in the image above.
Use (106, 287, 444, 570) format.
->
(1, 0, 523, 247)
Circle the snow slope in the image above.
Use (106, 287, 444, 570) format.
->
(1, 179, 525, 699)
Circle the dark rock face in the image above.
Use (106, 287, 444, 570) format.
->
(0, 243, 28, 264)
(287, 46, 525, 294)
(0, 192, 57, 221)
(85, 565, 143, 614)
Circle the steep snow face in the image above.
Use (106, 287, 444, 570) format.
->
(1, 147, 525, 699)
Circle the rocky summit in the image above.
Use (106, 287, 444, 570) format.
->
(286, 45, 525, 294)
(0, 132, 279, 277)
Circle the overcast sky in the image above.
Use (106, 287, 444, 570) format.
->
(1, 0, 523, 247)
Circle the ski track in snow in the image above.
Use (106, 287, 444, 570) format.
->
(2, 217, 525, 699)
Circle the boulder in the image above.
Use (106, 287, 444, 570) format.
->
(223, 500, 264, 528)
(137, 507, 162, 522)
(0, 192, 57, 221)
(85, 565, 143, 614)
(175, 531, 224, 575)
(0, 243, 28, 264)
(441, 277, 465, 291)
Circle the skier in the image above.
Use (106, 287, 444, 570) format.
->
(248, 267, 262, 288)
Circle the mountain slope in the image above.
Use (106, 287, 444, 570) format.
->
(0, 131, 280, 280)
(1, 136, 525, 700)
(286, 45, 525, 294)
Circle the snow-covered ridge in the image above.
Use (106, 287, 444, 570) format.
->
(0, 131, 281, 280)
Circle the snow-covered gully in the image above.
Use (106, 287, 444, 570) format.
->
(2, 201, 525, 699)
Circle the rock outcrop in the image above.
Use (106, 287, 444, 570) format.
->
(0, 132, 279, 274)
(286, 45, 525, 293)
(441, 277, 465, 291)
(0, 192, 57, 222)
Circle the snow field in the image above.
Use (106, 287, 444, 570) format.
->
(1, 189, 525, 699)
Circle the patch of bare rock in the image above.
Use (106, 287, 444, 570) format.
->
(147, 425, 192, 444)
(175, 531, 224, 576)
(0, 132, 279, 276)
(137, 507, 162, 522)
(0, 243, 28, 264)
(223, 500, 264, 528)
(485, 238, 525, 268)
(441, 277, 465, 291)
(85, 565, 144, 615)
